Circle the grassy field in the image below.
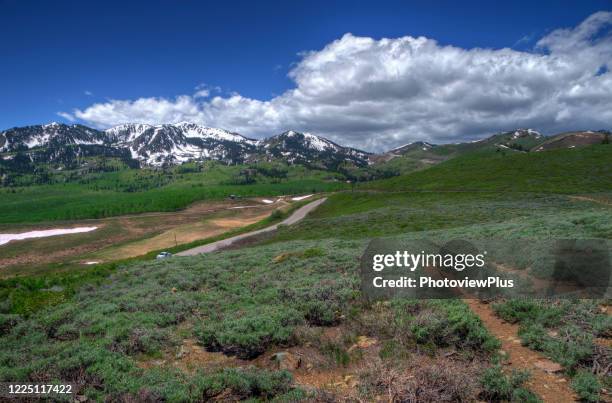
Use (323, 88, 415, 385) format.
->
(271, 191, 612, 242)
(0, 238, 514, 401)
(0, 162, 345, 223)
(0, 145, 610, 401)
(368, 145, 612, 193)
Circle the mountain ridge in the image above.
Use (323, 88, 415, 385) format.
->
(1, 123, 608, 170)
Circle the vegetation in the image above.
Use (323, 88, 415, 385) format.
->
(271, 191, 612, 242)
(0, 161, 345, 223)
(0, 144, 610, 400)
(480, 366, 541, 402)
(368, 144, 612, 193)
(571, 370, 602, 402)
(493, 299, 611, 398)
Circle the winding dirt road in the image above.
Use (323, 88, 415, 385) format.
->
(177, 197, 326, 256)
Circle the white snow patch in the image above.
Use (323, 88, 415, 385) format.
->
(303, 132, 333, 151)
(261, 199, 275, 204)
(292, 194, 313, 201)
(84, 261, 100, 265)
(0, 227, 98, 246)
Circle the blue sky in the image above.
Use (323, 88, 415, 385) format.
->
(1, 0, 611, 149)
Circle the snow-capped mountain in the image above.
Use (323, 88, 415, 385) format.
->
(0, 123, 369, 169)
(104, 123, 258, 165)
(259, 130, 370, 169)
(0, 123, 108, 153)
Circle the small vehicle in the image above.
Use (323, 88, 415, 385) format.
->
(156, 251, 173, 260)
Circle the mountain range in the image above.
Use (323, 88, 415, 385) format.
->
(0, 122, 370, 170)
(0, 123, 608, 171)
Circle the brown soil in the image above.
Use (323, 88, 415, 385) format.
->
(138, 338, 248, 373)
(0, 198, 278, 274)
(465, 299, 578, 403)
(95, 208, 271, 260)
(137, 324, 371, 399)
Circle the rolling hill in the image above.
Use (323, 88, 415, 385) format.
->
(368, 144, 612, 193)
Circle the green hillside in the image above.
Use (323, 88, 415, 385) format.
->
(368, 145, 612, 193)
(0, 163, 345, 224)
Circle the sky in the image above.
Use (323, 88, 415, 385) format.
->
(1, 0, 611, 151)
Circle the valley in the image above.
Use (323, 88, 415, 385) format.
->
(0, 196, 289, 277)
(0, 122, 610, 402)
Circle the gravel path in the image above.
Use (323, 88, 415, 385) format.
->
(177, 198, 326, 256)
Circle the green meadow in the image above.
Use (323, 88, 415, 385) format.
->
(370, 145, 612, 193)
(0, 162, 345, 223)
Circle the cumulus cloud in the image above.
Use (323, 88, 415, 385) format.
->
(61, 12, 612, 151)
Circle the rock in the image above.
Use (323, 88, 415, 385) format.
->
(349, 335, 377, 351)
(273, 253, 293, 263)
(534, 360, 563, 373)
(270, 352, 301, 370)
(356, 336, 377, 348)
(175, 345, 186, 359)
(547, 330, 558, 337)
(344, 375, 358, 388)
(171, 287, 177, 293)
(74, 395, 88, 402)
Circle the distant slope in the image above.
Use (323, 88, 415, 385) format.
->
(368, 144, 612, 193)
(532, 130, 609, 152)
(371, 129, 546, 174)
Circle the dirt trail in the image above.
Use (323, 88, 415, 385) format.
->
(465, 300, 578, 403)
(567, 195, 612, 206)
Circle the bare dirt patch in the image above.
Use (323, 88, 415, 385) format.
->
(0, 198, 277, 274)
(465, 299, 578, 402)
(138, 338, 247, 373)
(93, 207, 273, 260)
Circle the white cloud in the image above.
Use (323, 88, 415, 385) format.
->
(194, 89, 210, 98)
(57, 111, 75, 122)
(84, 90, 93, 96)
(64, 11, 612, 151)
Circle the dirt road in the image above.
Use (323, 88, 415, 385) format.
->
(177, 198, 326, 256)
